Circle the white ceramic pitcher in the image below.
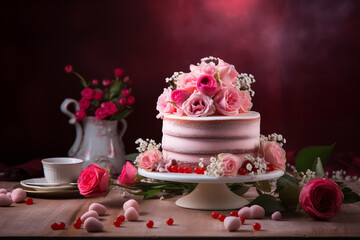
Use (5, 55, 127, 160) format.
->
(61, 98, 127, 176)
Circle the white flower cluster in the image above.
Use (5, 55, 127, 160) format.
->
(165, 71, 183, 90)
(236, 73, 256, 97)
(244, 155, 269, 175)
(326, 169, 359, 182)
(201, 157, 224, 177)
(200, 56, 218, 66)
(135, 138, 161, 153)
(299, 169, 316, 187)
(260, 133, 286, 146)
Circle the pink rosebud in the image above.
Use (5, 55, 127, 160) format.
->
(299, 178, 344, 220)
(103, 102, 118, 115)
(218, 153, 243, 177)
(92, 79, 99, 86)
(117, 161, 139, 186)
(79, 98, 91, 110)
(182, 91, 215, 117)
(102, 78, 113, 87)
(118, 97, 127, 106)
(176, 73, 197, 93)
(213, 87, 242, 116)
(136, 149, 163, 171)
(122, 89, 130, 97)
(93, 91, 102, 101)
(75, 109, 86, 121)
(196, 74, 218, 96)
(81, 88, 95, 100)
(94, 107, 108, 119)
(127, 95, 135, 105)
(64, 65, 73, 73)
(114, 68, 124, 77)
(123, 76, 131, 84)
(171, 89, 191, 107)
(259, 141, 286, 171)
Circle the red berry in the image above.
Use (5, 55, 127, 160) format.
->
(238, 168, 247, 175)
(25, 198, 33, 205)
(51, 223, 59, 230)
(76, 217, 82, 224)
(117, 215, 125, 222)
(146, 220, 154, 228)
(253, 222, 261, 231)
(240, 216, 245, 224)
(194, 167, 201, 174)
(230, 210, 239, 217)
(200, 167, 206, 174)
(59, 222, 65, 229)
(170, 165, 178, 172)
(218, 214, 226, 222)
(114, 220, 122, 227)
(74, 222, 81, 229)
(166, 218, 174, 225)
(267, 164, 275, 172)
(211, 212, 219, 219)
(184, 167, 191, 173)
(178, 167, 184, 173)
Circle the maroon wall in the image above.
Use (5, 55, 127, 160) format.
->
(1, 0, 359, 165)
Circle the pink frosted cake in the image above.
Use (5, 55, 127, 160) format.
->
(136, 56, 286, 177)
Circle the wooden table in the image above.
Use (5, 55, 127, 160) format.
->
(1, 181, 360, 239)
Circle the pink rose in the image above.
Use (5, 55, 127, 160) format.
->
(299, 178, 344, 220)
(196, 74, 218, 96)
(93, 91, 102, 101)
(81, 88, 95, 100)
(79, 98, 90, 109)
(75, 109, 86, 121)
(92, 79, 99, 86)
(190, 61, 217, 77)
(218, 153, 242, 177)
(213, 87, 242, 116)
(217, 59, 239, 87)
(118, 97, 127, 106)
(77, 164, 110, 198)
(117, 161, 139, 186)
(64, 65, 73, 73)
(238, 91, 253, 113)
(156, 88, 178, 119)
(102, 78, 113, 86)
(102, 101, 118, 115)
(122, 89, 130, 97)
(260, 141, 286, 171)
(114, 68, 124, 77)
(136, 148, 163, 171)
(171, 89, 191, 107)
(176, 73, 197, 93)
(182, 91, 215, 117)
(127, 96, 135, 105)
(95, 107, 108, 119)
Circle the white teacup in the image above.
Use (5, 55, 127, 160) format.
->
(42, 157, 83, 184)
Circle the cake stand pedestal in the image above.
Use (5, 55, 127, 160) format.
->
(138, 169, 284, 210)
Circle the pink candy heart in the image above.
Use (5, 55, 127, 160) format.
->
(124, 206, 139, 221)
(89, 203, 107, 216)
(84, 217, 104, 232)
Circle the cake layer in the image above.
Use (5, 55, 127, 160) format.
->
(161, 111, 261, 166)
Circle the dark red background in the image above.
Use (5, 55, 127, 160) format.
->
(1, 0, 360, 166)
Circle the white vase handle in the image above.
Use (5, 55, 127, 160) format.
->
(60, 98, 83, 157)
(119, 119, 127, 140)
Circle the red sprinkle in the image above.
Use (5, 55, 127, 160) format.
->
(211, 212, 220, 219)
(25, 198, 33, 205)
(59, 222, 66, 229)
(74, 222, 81, 229)
(253, 222, 261, 231)
(230, 210, 239, 217)
(240, 216, 245, 224)
(267, 164, 275, 172)
(171, 166, 178, 172)
(238, 168, 247, 175)
(183, 167, 192, 173)
(114, 220, 122, 227)
(166, 218, 174, 225)
(146, 220, 154, 228)
(178, 167, 184, 173)
(218, 214, 226, 222)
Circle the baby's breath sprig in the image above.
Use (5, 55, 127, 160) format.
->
(201, 156, 224, 177)
(244, 155, 269, 175)
(236, 73, 256, 97)
(260, 133, 286, 147)
(135, 138, 161, 153)
(165, 71, 183, 90)
(299, 169, 316, 187)
(200, 56, 219, 66)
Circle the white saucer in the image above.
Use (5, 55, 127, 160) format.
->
(20, 178, 78, 191)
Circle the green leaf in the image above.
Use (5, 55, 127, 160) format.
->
(341, 187, 360, 204)
(255, 181, 271, 193)
(247, 194, 287, 216)
(125, 153, 139, 162)
(295, 144, 335, 173)
(112, 109, 133, 120)
(279, 186, 300, 206)
(133, 189, 161, 199)
(275, 172, 299, 193)
(312, 157, 325, 177)
(227, 183, 249, 196)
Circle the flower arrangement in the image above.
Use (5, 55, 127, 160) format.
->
(64, 65, 134, 121)
(156, 56, 255, 118)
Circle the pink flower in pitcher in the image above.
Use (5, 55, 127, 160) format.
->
(182, 91, 215, 117)
(64, 65, 73, 73)
(114, 68, 124, 77)
(213, 87, 242, 116)
(119, 97, 127, 106)
(91, 79, 99, 86)
(260, 141, 286, 171)
(217, 59, 239, 87)
(136, 148, 163, 171)
(93, 90, 103, 101)
(102, 78, 113, 87)
(75, 109, 86, 121)
(95, 107, 108, 119)
(81, 88, 95, 100)
(171, 89, 191, 107)
(79, 98, 90, 110)
(218, 153, 242, 177)
(122, 89, 130, 97)
(117, 161, 139, 186)
(196, 74, 218, 96)
(299, 178, 344, 220)
(103, 101, 118, 115)
(127, 95, 135, 105)
(177, 73, 197, 93)
(77, 164, 110, 198)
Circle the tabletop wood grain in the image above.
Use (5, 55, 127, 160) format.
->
(1, 181, 360, 239)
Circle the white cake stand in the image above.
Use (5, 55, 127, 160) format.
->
(138, 168, 284, 210)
